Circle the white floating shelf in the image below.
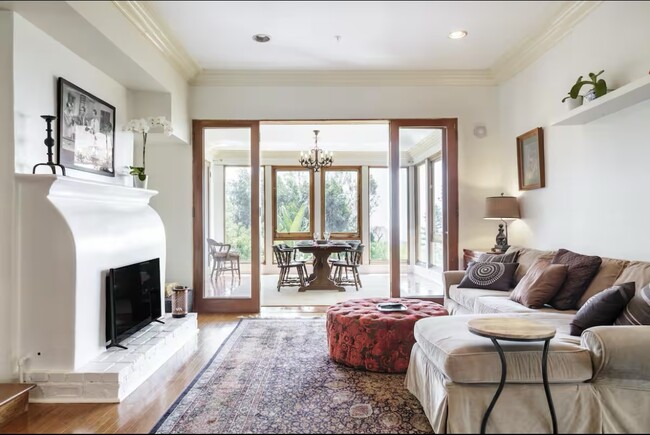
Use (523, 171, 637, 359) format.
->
(552, 74, 650, 126)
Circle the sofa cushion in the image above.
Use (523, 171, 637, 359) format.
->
(614, 261, 650, 291)
(550, 249, 602, 310)
(448, 285, 511, 311)
(473, 297, 577, 325)
(615, 285, 650, 325)
(578, 258, 629, 308)
(414, 314, 592, 384)
(510, 259, 568, 308)
(570, 282, 636, 336)
(513, 248, 556, 285)
(458, 261, 518, 291)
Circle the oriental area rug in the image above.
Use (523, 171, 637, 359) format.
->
(152, 318, 433, 434)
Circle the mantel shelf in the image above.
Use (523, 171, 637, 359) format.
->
(552, 74, 650, 126)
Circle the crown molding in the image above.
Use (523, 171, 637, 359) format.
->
(112, 0, 201, 81)
(492, 1, 603, 82)
(191, 69, 497, 87)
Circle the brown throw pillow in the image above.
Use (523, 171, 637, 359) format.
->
(570, 282, 636, 336)
(550, 249, 602, 310)
(458, 261, 519, 291)
(615, 285, 650, 325)
(478, 250, 519, 264)
(510, 259, 568, 308)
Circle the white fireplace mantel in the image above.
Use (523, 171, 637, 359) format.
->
(16, 174, 166, 373)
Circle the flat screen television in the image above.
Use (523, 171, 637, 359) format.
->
(106, 258, 162, 349)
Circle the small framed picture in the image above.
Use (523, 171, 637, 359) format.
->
(516, 127, 545, 190)
(57, 77, 115, 176)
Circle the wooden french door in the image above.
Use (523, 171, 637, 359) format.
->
(389, 119, 458, 298)
(192, 120, 261, 313)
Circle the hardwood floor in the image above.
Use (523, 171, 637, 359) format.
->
(0, 308, 326, 434)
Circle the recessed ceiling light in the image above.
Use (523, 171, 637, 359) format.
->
(448, 30, 468, 40)
(253, 34, 271, 43)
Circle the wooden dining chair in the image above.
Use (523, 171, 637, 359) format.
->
(272, 245, 308, 291)
(331, 244, 364, 291)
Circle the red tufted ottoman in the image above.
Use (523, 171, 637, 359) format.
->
(326, 298, 448, 373)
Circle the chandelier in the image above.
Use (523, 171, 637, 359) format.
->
(299, 130, 333, 172)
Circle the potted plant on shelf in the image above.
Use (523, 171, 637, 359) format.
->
(562, 70, 608, 109)
(123, 116, 173, 188)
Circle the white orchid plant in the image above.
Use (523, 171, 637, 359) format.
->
(123, 116, 173, 180)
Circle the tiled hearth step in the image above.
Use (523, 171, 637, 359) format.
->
(24, 314, 198, 403)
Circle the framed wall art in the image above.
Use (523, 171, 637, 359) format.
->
(516, 127, 545, 190)
(57, 77, 115, 176)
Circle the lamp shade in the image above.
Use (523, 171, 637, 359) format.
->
(485, 194, 520, 220)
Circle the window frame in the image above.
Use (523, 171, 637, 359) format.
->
(320, 166, 362, 240)
(271, 166, 315, 241)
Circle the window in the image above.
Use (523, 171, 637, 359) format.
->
(399, 167, 408, 262)
(416, 162, 428, 265)
(224, 166, 265, 263)
(432, 158, 443, 267)
(321, 167, 361, 239)
(369, 168, 389, 262)
(272, 168, 314, 240)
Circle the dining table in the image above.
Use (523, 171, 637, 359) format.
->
(294, 242, 351, 291)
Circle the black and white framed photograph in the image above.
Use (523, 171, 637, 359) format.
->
(57, 77, 115, 176)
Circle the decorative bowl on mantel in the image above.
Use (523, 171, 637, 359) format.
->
(316, 239, 328, 245)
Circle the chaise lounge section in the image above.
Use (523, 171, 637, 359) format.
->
(406, 248, 650, 433)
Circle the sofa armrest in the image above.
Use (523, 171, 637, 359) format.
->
(442, 270, 465, 299)
(581, 325, 650, 382)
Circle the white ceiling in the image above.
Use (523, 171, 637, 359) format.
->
(204, 122, 439, 153)
(152, 1, 566, 70)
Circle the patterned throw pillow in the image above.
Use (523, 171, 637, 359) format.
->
(570, 282, 636, 336)
(550, 249, 602, 310)
(458, 261, 519, 291)
(478, 250, 520, 264)
(615, 285, 650, 325)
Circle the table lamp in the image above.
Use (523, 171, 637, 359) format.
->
(484, 193, 520, 253)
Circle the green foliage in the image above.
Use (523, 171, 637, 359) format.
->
(278, 203, 308, 233)
(129, 166, 146, 180)
(227, 168, 251, 225)
(324, 171, 358, 233)
(276, 172, 310, 233)
(370, 226, 388, 261)
(562, 70, 607, 102)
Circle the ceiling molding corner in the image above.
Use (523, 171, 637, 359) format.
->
(492, 1, 603, 83)
(112, 0, 201, 81)
(191, 69, 497, 87)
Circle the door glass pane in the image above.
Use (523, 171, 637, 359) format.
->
(324, 169, 359, 235)
(275, 170, 311, 236)
(204, 127, 252, 298)
(398, 126, 443, 298)
(369, 168, 388, 262)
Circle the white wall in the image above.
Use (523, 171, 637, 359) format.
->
(0, 10, 16, 381)
(146, 135, 193, 284)
(13, 14, 132, 184)
(499, 1, 650, 261)
(184, 84, 504, 282)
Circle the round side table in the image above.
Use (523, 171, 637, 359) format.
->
(467, 318, 557, 434)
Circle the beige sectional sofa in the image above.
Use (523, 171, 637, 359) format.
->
(405, 248, 650, 433)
